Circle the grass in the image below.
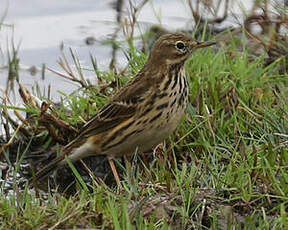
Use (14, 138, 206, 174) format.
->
(1, 30, 288, 229)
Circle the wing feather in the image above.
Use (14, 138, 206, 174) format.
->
(77, 71, 151, 139)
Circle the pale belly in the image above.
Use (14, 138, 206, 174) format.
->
(103, 104, 186, 157)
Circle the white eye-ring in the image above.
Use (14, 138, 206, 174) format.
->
(175, 41, 186, 52)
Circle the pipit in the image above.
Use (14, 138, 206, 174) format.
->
(33, 33, 215, 186)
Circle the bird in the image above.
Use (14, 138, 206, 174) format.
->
(32, 33, 216, 187)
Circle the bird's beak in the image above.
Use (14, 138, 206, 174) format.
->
(195, 41, 216, 48)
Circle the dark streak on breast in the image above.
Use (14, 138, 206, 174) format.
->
(178, 93, 185, 106)
(171, 71, 179, 90)
(179, 76, 183, 93)
(163, 73, 173, 90)
(170, 97, 177, 108)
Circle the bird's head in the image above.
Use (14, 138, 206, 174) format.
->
(148, 33, 216, 66)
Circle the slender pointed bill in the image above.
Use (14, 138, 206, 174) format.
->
(195, 41, 216, 48)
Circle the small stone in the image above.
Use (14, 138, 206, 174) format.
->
(0, 162, 8, 171)
(85, 36, 96, 45)
(28, 65, 38, 76)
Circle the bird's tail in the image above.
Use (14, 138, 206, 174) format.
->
(29, 152, 66, 184)
(29, 137, 87, 185)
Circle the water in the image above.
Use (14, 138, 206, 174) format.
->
(0, 0, 116, 99)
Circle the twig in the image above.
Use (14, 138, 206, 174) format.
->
(47, 211, 79, 230)
(124, 0, 150, 39)
(109, 0, 124, 70)
(46, 66, 87, 88)
(188, 0, 229, 24)
(0, 124, 21, 157)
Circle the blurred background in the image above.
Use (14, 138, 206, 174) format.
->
(0, 0, 286, 100)
(0, 0, 259, 99)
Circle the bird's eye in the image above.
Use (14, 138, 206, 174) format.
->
(175, 41, 186, 51)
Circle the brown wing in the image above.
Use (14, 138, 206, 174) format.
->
(77, 71, 151, 139)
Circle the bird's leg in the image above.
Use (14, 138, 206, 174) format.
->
(108, 156, 122, 188)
